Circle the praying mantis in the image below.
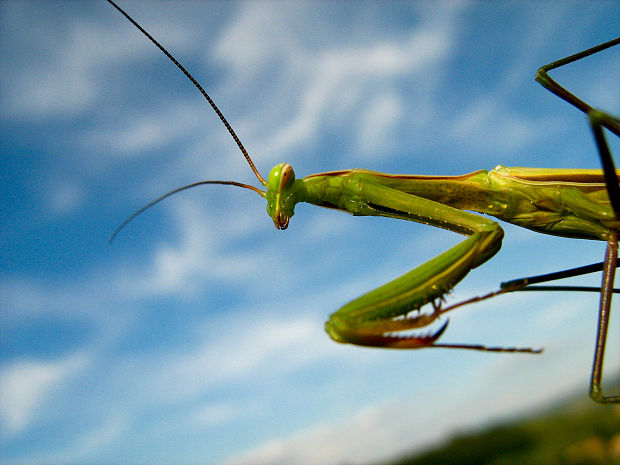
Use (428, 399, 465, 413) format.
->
(107, 0, 619, 403)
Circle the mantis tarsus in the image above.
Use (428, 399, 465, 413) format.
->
(107, 0, 620, 403)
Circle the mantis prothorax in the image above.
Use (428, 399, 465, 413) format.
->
(107, 0, 620, 403)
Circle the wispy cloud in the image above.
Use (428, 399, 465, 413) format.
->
(0, 354, 89, 435)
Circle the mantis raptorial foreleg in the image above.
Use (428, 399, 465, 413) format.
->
(324, 177, 512, 350)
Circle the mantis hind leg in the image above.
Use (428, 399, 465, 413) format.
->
(536, 38, 620, 403)
(570, 110, 620, 402)
(590, 235, 619, 403)
(589, 110, 619, 403)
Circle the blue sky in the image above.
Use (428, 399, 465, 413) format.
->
(1, 1, 619, 464)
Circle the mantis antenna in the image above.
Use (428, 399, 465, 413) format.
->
(107, 0, 266, 242)
(109, 180, 264, 243)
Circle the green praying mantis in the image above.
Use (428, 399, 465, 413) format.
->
(107, 0, 619, 403)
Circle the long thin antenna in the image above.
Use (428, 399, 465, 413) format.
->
(109, 180, 265, 243)
(107, 0, 265, 185)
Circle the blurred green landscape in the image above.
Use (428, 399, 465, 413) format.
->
(380, 381, 620, 465)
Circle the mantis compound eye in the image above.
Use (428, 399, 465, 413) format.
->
(279, 163, 295, 189)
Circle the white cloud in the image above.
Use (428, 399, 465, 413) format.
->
(0, 0, 204, 122)
(46, 182, 83, 215)
(222, 395, 449, 465)
(14, 414, 130, 465)
(189, 402, 246, 427)
(356, 91, 403, 157)
(65, 414, 129, 461)
(266, 26, 452, 159)
(118, 199, 266, 298)
(211, 4, 456, 166)
(148, 314, 328, 402)
(449, 94, 565, 154)
(82, 98, 208, 157)
(0, 354, 88, 435)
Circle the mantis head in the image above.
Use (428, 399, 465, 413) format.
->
(266, 163, 297, 230)
(109, 161, 300, 241)
(107, 0, 299, 241)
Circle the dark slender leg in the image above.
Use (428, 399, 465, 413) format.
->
(590, 235, 619, 403)
(535, 37, 620, 137)
(501, 261, 620, 293)
(589, 110, 620, 218)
